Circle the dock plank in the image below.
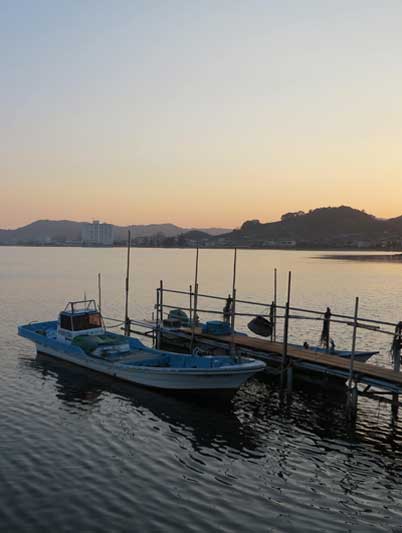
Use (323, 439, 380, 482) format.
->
(181, 327, 402, 386)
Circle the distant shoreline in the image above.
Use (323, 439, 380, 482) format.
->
(319, 253, 402, 262)
(1, 243, 402, 254)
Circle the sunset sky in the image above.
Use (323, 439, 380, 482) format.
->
(1, 1, 402, 229)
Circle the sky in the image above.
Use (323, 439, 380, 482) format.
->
(1, 0, 402, 229)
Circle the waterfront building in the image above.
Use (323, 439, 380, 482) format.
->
(81, 220, 114, 245)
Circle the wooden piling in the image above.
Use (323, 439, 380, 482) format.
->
(98, 273, 102, 314)
(189, 284, 193, 325)
(155, 288, 160, 348)
(230, 248, 238, 358)
(159, 280, 164, 323)
(190, 249, 200, 352)
(348, 297, 359, 389)
(280, 271, 292, 387)
(321, 307, 331, 351)
(392, 322, 401, 415)
(273, 268, 277, 341)
(393, 323, 401, 373)
(287, 363, 293, 393)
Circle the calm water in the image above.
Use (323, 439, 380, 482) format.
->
(1, 247, 402, 532)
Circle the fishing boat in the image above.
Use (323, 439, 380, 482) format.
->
(18, 300, 265, 393)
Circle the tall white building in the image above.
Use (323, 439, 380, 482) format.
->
(81, 221, 114, 245)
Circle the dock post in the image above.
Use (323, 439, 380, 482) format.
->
(155, 288, 160, 348)
(392, 394, 399, 418)
(190, 282, 199, 352)
(392, 322, 401, 373)
(391, 322, 402, 416)
(286, 362, 293, 393)
(280, 271, 292, 388)
(270, 301, 275, 342)
(230, 248, 238, 359)
(347, 383, 358, 421)
(159, 280, 164, 323)
(320, 307, 331, 350)
(190, 248, 200, 352)
(193, 247, 199, 328)
(124, 230, 131, 336)
(189, 284, 193, 325)
(98, 273, 102, 314)
(273, 268, 277, 341)
(348, 297, 359, 390)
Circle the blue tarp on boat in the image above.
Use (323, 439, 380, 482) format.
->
(202, 321, 232, 336)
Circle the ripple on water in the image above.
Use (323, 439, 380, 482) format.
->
(2, 248, 402, 532)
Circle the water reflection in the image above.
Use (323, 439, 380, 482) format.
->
(22, 352, 402, 464)
(25, 353, 266, 454)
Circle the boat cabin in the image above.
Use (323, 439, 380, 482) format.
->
(57, 300, 105, 341)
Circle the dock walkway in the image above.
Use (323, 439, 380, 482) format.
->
(180, 327, 402, 392)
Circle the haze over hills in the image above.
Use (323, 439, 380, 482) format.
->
(0, 220, 229, 244)
(1, 207, 402, 248)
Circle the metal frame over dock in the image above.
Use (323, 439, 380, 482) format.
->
(148, 262, 402, 414)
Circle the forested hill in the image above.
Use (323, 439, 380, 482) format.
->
(222, 207, 402, 246)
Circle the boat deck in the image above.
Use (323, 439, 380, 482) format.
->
(180, 327, 402, 391)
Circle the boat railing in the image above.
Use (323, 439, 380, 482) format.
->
(63, 299, 98, 314)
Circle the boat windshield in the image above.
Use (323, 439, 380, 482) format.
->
(60, 312, 103, 331)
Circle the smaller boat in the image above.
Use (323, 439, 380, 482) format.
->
(18, 300, 265, 393)
(298, 342, 378, 362)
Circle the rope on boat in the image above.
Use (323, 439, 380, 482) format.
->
(104, 321, 125, 329)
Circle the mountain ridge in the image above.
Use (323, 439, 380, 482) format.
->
(220, 206, 402, 246)
(1, 207, 402, 247)
(0, 219, 230, 243)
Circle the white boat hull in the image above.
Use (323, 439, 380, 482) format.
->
(34, 343, 261, 391)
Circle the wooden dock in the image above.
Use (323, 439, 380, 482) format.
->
(180, 327, 402, 393)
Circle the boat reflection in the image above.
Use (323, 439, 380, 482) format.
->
(26, 352, 265, 454)
(22, 352, 402, 464)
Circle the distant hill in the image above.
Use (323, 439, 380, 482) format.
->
(0, 219, 229, 244)
(2, 208, 402, 248)
(0, 220, 83, 243)
(180, 230, 211, 241)
(113, 224, 228, 240)
(220, 206, 402, 247)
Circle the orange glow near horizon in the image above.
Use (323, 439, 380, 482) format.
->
(1, 3, 402, 230)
